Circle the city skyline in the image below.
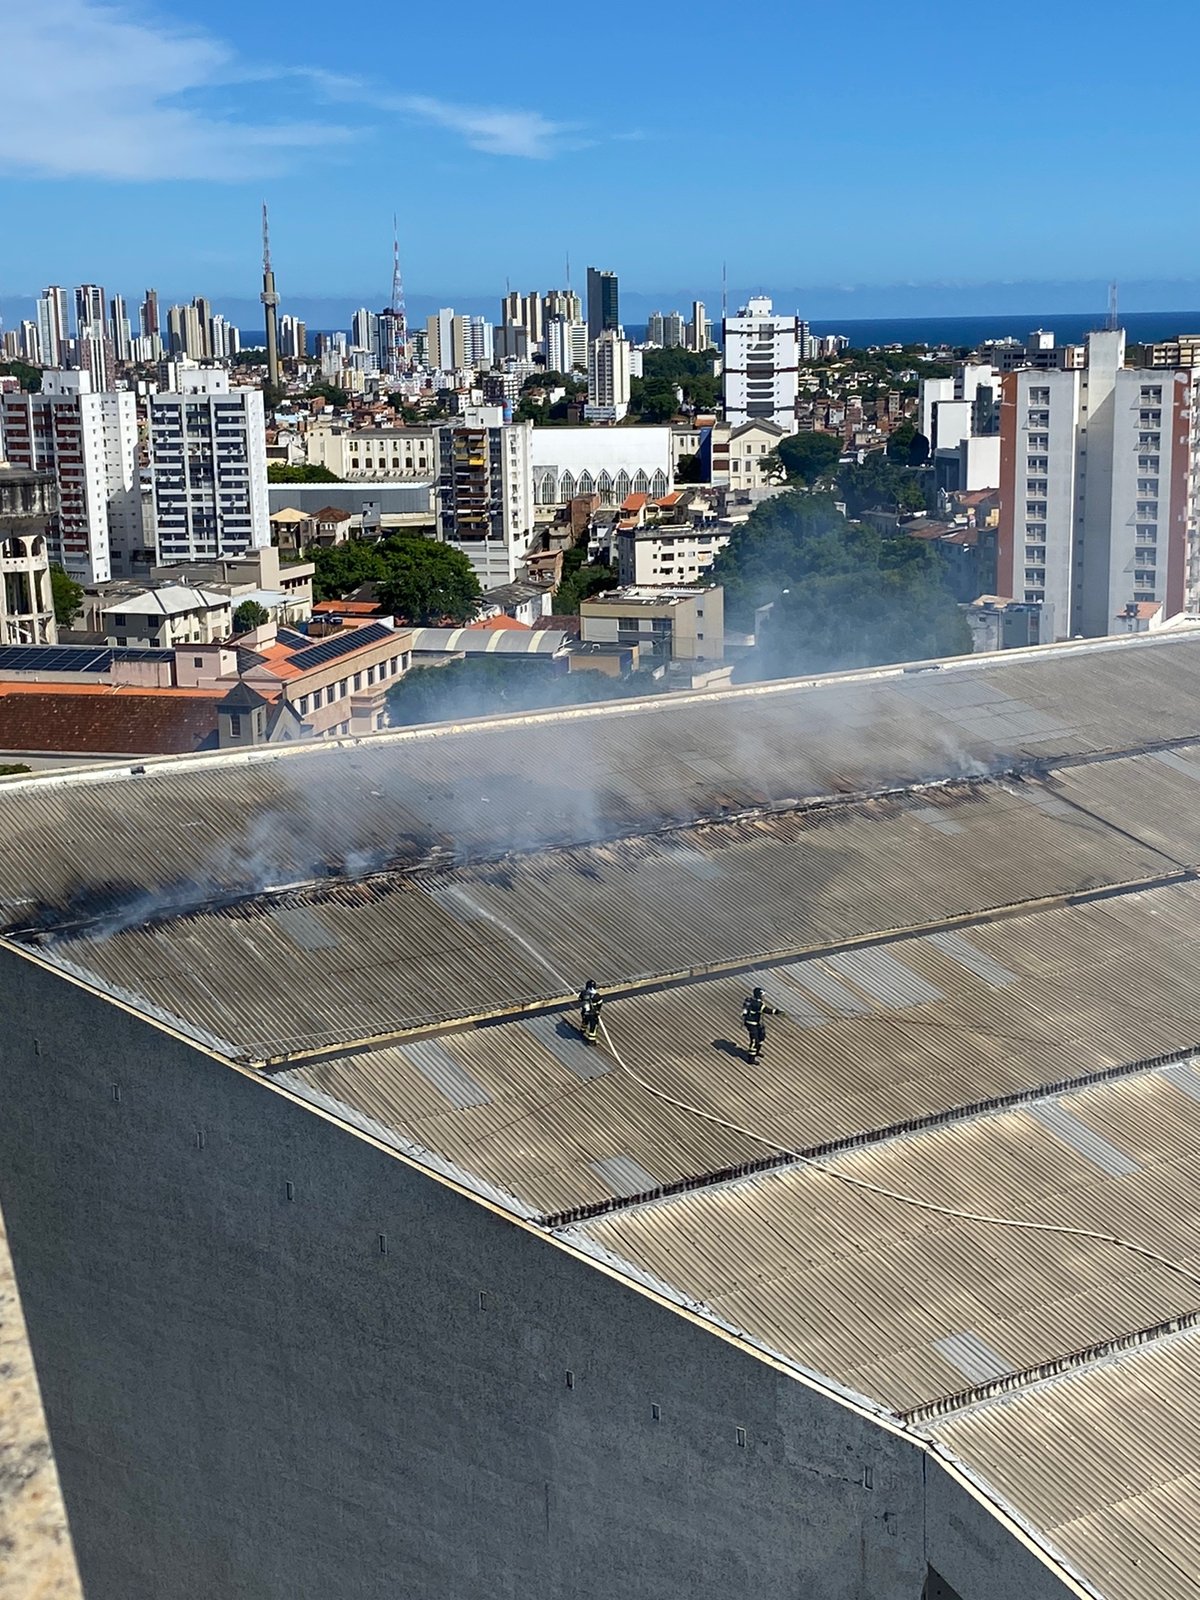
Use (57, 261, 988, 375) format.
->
(4, 0, 1200, 305)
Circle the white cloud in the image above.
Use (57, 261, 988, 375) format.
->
(387, 95, 579, 160)
(0, 1, 352, 180)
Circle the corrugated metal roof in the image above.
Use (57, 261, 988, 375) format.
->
(42, 755, 1199, 1055)
(272, 882, 1200, 1216)
(2, 629, 1200, 926)
(924, 1327, 1200, 1600)
(576, 1060, 1200, 1414)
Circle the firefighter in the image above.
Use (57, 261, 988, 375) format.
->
(579, 979, 603, 1044)
(742, 985, 781, 1061)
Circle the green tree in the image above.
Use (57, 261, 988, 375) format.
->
(775, 431, 843, 484)
(0, 763, 32, 776)
(707, 490, 971, 677)
(837, 452, 927, 518)
(886, 421, 931, 467)
(675, 452, 703, 483)
(307, 382, 349, 408)
(268, 462, 340, 483)
(374, 539, 481, 625)
(0, 360, 41, 393)
(554, 547, 616, 615)
(233, 600, 270, 633)
(50, 565, 83, 629)
(308, 540, 389, 602)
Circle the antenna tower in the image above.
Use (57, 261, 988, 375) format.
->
(389, 215, 408, 374)
(260, 201, 281, 390)
(1107, 281, 1119, 332)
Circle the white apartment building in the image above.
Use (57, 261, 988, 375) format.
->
(36, 287, 69, 368)
(545, 317, 588, 374)
(532, 427, 672, 507)
(149, 370, 270, 565)
(722, 296, 800, 431)
(0, 369, 139, 584)
(997, 329, 1192, 639)
(617, 521, 731, 586)
(586, 331, 631, 422)
(426, 309, 469, 373)
(436, 407, 535, 588)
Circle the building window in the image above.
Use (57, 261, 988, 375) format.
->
(230, 714, 242, 736)
(193, 656, 203, 667)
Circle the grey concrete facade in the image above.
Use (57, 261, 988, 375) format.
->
(0, 947, 1077, 1600)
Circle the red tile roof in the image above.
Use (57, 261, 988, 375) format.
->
(0, 685, 225, 756)
(467, 616, 532, 632)
(620, 493, 649, 512)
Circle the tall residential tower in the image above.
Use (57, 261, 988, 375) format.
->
(261, 203, 281, 390)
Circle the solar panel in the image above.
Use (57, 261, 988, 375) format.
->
(287, 624, 392, 672)
(0, 645, 112, 674)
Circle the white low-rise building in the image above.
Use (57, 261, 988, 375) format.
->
(532, 427, 672, 507)
(102, 585, 233, 648)
(616, 521, 731, 586)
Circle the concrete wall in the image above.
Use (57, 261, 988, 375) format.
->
(0, 947, 1074, 1600)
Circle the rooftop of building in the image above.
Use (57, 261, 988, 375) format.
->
(6, 630, 1200, 1599)
(583, 585, 714, 607)
(0, 684, 227, 757)
(102, 586, 230, 618)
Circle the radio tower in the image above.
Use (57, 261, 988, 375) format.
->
(386, 215, 408, 377)
(260, 202, 281, 390)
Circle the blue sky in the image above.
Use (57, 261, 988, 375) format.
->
(3, 0, 1200, 318)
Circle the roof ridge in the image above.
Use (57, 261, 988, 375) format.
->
(542, 1040, 1200, 1229)
(902, 1306, 1200, 1426)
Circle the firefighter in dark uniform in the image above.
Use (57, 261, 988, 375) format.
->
(579, 979, 603, 1043)
(741, 986, 781, 1061)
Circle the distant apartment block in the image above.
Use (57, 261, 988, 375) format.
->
(149, 370, 270, 564)
(586, 267, 620, 344)
(586, 331, 631, 422)
(580, 584, 723, 663)
(997, 329, 1193, 639)
(0, 369, 139, 585)
(436, 408, 535, 588)
(722, 296, 800, 432)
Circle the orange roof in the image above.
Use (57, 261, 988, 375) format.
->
(1119, 602, 1161, 620)
(620, 493, 648, 512)
(617, 518, 637, 531)
(656, 491, 683, 507)
(0, 683, 223, 699)
(313, 599, 382, 615)
(467, 616, 532, 632)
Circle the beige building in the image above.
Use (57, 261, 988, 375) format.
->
(305, 424, 436, 480)
(0, 468, 57, 646)
(616, 521, 731, 587)
(727, 420, 788, 491)
(580, 584, 723, 664)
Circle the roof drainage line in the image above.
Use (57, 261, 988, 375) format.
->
(902, 1307, 1200, 1426)
(259, 862, 1200, 1068)
(588, 1012, 1200, 1297)
(542, 1041, 1200, 1229)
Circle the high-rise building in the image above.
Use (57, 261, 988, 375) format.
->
(426, 309, 469, 373)
(586, 330, 632, 422)
(74, 284, 106, 338)
(140, 289, 160, 340)
(435, 406, 535, 587)
(0, 369, 138, 584)
(662, 311, 686, 350)
(467, 317, 493, 370)
(192, 297, 214, 361)
(280, 316, 307, 361)
(544, 288, 582, 324)
(996, 328, 1193, 639)
(689, 301, 711, 352)
(149, 370, 270, 563)
(545, 317, 588, 375)
(167, 303, 204, 361)
(646, 312, 665, 346)
(722, 296, 800, 431)
(36, 287, 69, 368)
(351, 308, 378, 354)
(19, 321, 41, 364)
(586, 268, 619, 344)
(500, 292, 543, 353)
(109, 295, 132, 365)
